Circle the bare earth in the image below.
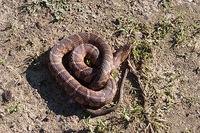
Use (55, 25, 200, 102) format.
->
(0, 0, 199, 133)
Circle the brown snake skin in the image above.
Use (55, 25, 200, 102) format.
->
(49, 32, 131, 115)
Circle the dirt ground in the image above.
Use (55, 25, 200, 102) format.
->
(0, 0, 199, 132)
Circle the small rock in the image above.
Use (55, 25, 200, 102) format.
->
(0, 111, 4, 118)
(134, 31, 143, 40)
(66, 115, 79, 124)
(56, 115, 61, 122)
(28, 112, 36, 120)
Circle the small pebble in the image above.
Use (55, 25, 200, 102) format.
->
(56, 115, 61, 122)
(0, 111, 4, 118)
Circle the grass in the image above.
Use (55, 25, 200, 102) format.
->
(111, 70, 118, 79)
(27, 0, 83, 21)
(111, 2, 200, 131)
(0, 59, 5, 65)
(114, 11, 199, 50)
(131, 42, 151, 62)
(7, 103, 20, 113)
(83, 116, 95, 133)
(118, 103, 144, 123)
(118, 107, 132, 122)
(95, 119, 112, 133)
(83, 116, 114, 133)
(0, 22, 12, 32)
(24, 54, 41, 67)
(181, 96, 198, 106)
(85, 59, 92, 67)
(21, 1, 199, 132)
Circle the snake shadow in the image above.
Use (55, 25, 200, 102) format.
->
(25, 50, 85, 118)
(25, 49, 144, 120)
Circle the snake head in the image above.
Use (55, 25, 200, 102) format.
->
(113, 44, 132, 69)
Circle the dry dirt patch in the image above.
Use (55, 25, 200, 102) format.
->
(0, 0, 199, 132)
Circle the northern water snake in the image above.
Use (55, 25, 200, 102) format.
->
(49, 32, 131, 115)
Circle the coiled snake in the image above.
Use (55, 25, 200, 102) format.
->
(49, 32, 131, 116)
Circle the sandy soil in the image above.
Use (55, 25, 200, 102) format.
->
(0, 0, 199, 132)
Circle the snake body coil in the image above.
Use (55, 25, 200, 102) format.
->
(49, 32, 131, 114)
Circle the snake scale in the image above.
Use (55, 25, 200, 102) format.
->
(49, 32, 131, 116)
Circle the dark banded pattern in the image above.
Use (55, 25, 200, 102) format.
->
(49, 33, 116, 107)
(69, 44, 100, 83)
(49, 32, 132, 114)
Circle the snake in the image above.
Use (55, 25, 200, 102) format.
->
(48, 32, 131, 116)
